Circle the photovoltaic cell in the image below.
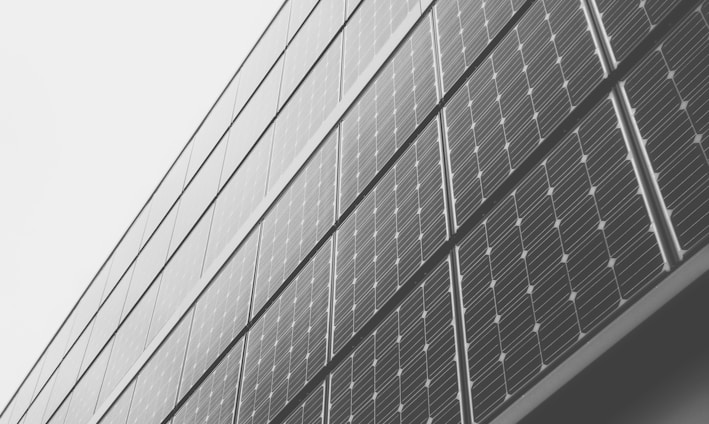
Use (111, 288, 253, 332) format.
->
(443, 0, 604, 228)
(223, 58, 283, 183)
(237, 242, 332, 424)
(593, 0, 681, 64)
(340, 15, 439, 213)
(329, 259, 462, 424)
(456, 98, 665, 422)
(172, 340, 243, 424)
(148, 206, 212, 345)
(98, 282, 158, 406)
(125, 311, 192, 424)
(63, 340, 113, 424)
(280, 0, 345, 105)
(434, 0, 525, 94)
(124, 205, 178, 317)
(622, 5, 709, 254)
(97, 381, 135, 424)
(282, 383, 324, 424)
(206, 131, 271, 270)
(179, 228, 259, 397)
(333, 118, 447, 355)
(254, 133, 337, 315)
(342, 0, 420, 95)
(268, 40, 341, 189)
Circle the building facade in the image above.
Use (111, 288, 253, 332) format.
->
(2, 0, 709, 423)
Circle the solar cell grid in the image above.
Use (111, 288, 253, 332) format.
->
(329, 259, 462, 424)
(254, 132, 337, 316)
(622, 4, 709, 255)
(125, 311, 192, 424)
(148, 207, 212, 345)
(282, 383, 324, 424)
(206, 130, 271, 270)
(443, 0, 604, 229)
(342, 0, 420, 95)
(340, 15, 439, 213)
(456, 98, 665, 422)
(593, 0, 681, 64)
(434, 0, 525, 94)
(98, 282, 158, 406)
(280, 0, 345, 105)
(63, 340, 113, 424)
(172, 340, 244, 424)
(97, 381, 134, 424)
(333, 118, 448, 355)
(179, 228, 260, 397)
(237, 241, 332, 424)
(268, 40, 341, 189)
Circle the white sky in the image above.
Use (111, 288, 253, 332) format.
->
(0, 0, 283, 413)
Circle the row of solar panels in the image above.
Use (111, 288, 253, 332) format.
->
(5, 0, 709, 423)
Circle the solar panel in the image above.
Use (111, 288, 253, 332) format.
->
(44, 321, 93, 422)
(45, 394, 70, 424)
(172, 340, 244, 424)
(81, 271, 130, 376)
(34, 313, 76, 404)
(144, 148, 190, 242)
(456, 98, 666, 422)
(8, 343, 48, 424)
(206, 131, 271, 270)
(63, 339, 113, 424)
(98, 282, 158, 406)
(237, 241, 332, 424)
(22, 372, 54, 424)
(593, 0, 681, 64)
(223, 57, 284, 183)
(622, 5, 709, 254)
(124, 205, 178, 316)
(342, 0, 420, 95)
(340, 15, 439, 213)
(443, 0, 604, 229)
(329, 259, 462, 424)
(104, 208, 147, 302)
(254, 132, 337, 316)
(333, 117, 448, 355)
(147, 207, 212, 345)
(125, 311, 192, 424)
(282, 383, 324, 424)
(180, 228, 259, 397)
(346, 0, 363, 19)
(268, 40, 341, 189)
(97, 381, 135, 424)
(288, 0, 319, 41)
(434, 0, 525, 94)
(280, 0, 345, 105)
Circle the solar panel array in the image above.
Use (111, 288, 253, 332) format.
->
(5, 1, 709, 424)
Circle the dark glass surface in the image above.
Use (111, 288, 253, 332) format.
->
(205, 128, 271, 270)
(623, 7, 709, 253)
(63, 339, 113, 424)
(268, 40, 341, 189)
(237, 241, 331, 424)
(330, 259, 462, 424)
(342, 0, 420, 95)
(339, 15, 438, 212)
(443, 0, 604, 228)
(457, 99, 665, 422)
(279, 0, 345, 105)
(98, 282, 159, 406)
(333, 118, 447, 354)
(125, 311, 192, 424)
(222, 57, 283, 184)
(185, 73, 239, 183)
(180, 227, 259, 397)
(172, 340, 243, 424)
(254, 132, 337, 316)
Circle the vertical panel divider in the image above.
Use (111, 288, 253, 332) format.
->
(429, 6, 474, 424)
(583, 0, 681, 268)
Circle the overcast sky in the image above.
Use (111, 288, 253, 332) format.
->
(0, 0, 282, 412)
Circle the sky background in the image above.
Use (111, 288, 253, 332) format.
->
(0, 0, 282, 413)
